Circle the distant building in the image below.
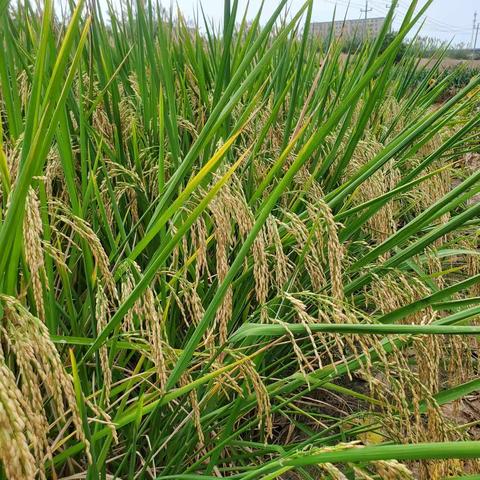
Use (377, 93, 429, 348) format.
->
(311, 17, 386, 40)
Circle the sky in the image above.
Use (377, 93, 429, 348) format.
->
(162, 0, 478, 47)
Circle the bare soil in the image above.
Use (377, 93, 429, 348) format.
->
(417, 57, 480, 69)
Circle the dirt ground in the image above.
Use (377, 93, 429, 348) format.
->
(417, 57, 480, 69)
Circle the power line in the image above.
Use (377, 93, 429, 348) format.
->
(366, 0, 470, 30)
(380, 0, 471, 31)
(315, 0, 472, 37)
(423, 17, 471, 30)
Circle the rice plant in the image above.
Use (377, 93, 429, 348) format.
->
(1, 0, 480, 478)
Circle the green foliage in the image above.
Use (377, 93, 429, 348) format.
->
(379, 31, 408, 62)
(0, 0, 480, 478)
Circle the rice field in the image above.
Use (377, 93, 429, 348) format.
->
(0, 0, 480, 478)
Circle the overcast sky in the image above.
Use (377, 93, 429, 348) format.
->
(164, 0, 477, 46)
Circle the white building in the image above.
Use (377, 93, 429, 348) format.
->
(311, 17, 386, 40)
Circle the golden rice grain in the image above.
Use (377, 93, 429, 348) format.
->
(23, 187, 45, 322)
(96, 282, 112, 404)
(0, 355, 36, 480)
(0, 295, 91, 474)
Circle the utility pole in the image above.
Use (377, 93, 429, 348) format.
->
(385, 3, 397, 33)
(360, 0, 372, 38)
(361, 0, 372, 21)
(474, 24, 480, 54)
(471, 11, 477, 49)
